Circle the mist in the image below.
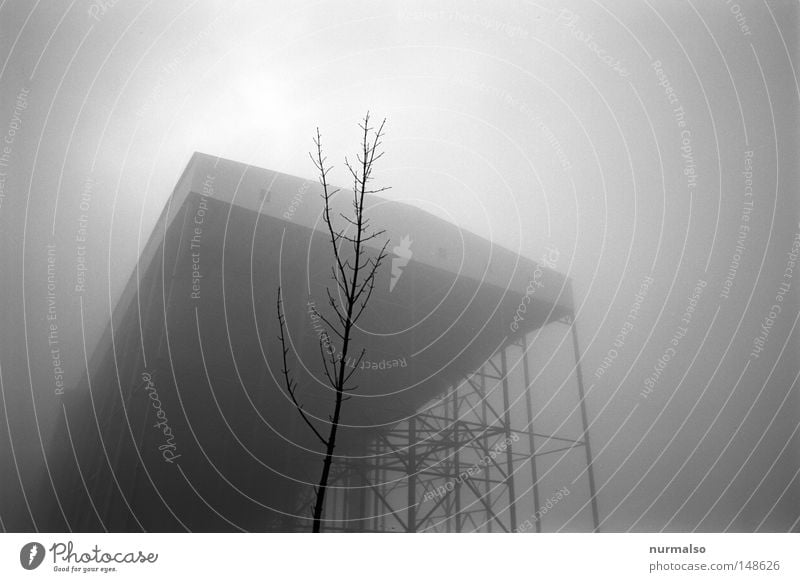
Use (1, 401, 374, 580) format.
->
(0, 0, 797, 532)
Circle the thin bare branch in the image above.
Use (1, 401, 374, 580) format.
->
(343, 348, 367, 384)
(283, 113, 390, 532)
(311, 304, 345, 340)
(318, 336, 337, 389)
(276, 290, 328, 447)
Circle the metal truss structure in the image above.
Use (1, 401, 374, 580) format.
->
(294, 316, 600, 533)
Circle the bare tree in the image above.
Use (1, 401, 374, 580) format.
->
(276, 112, 389, 532)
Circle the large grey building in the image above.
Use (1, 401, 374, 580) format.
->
(45, 153, 594, 532)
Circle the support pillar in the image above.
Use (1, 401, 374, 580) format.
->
(521, 334, 541, 532)
(479, 369, 492, 532)
(500, 349, 517, 531)
(451, 387, 462, 532)
(407, 416, 417, 532)
(569, 317, 600, 532)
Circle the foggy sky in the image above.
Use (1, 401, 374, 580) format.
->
(0, 0, 798, 531)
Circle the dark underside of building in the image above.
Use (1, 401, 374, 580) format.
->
(40, 153, 584, 532)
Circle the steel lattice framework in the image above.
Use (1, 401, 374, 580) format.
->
(294, 316, 600, 533)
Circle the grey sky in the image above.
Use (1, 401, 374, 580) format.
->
(0, 0, 797, 531)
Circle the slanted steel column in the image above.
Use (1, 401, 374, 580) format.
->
(569, 316, 600, 532)
(499, 349, 517, 531)
(407, 416, 417, 532)
(372, 442, 380, 531)
(443, 389, 451, 533)
(379, 442, 386, 532)
(479, 369, 492, 532)
(344, 457, 367, 531)
(521, 334, 542, 532)
(451, 386, 462, 532)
